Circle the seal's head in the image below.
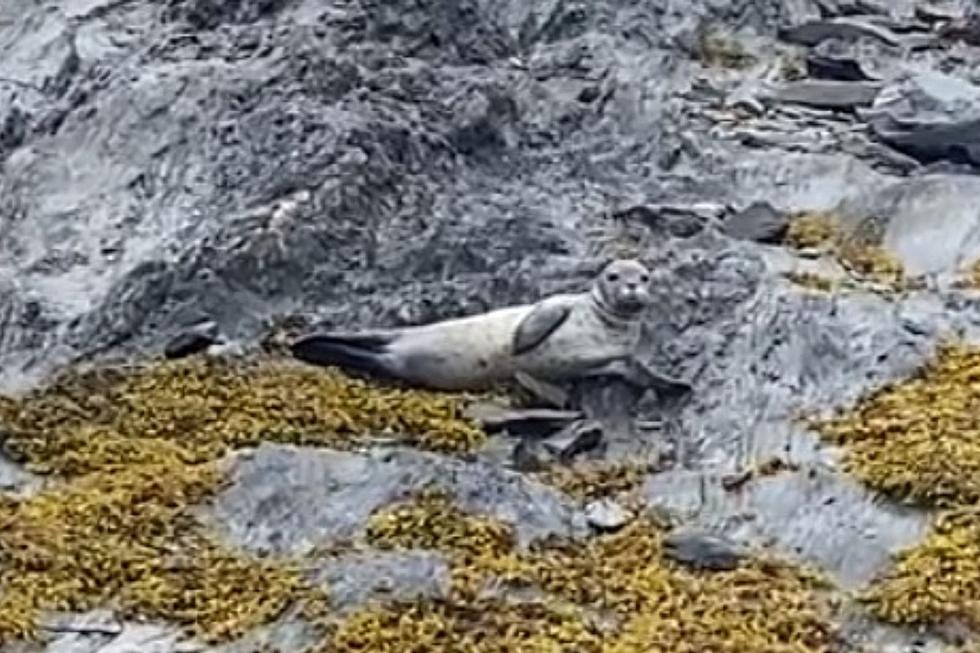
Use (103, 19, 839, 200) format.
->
(591, 258, 652, 317)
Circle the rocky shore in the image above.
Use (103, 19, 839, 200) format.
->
(3, 1, 980, 652)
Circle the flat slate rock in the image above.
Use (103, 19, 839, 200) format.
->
(778, 17, 901, 47)
(661, 529, 748, 571)
(644, 466, 930, 589)
(761, 80, 884, 110)
(720, 200, 789, 244)
(203, 444, 587, 555)
(863, 71, 980, 167)
(310, 549, 450, 612)
(806, 53, 877, 81)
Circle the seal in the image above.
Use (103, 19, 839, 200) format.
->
(290, 258, 691, 401)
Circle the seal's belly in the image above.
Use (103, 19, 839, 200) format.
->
(390, 307, 527, 389)
(515, 315, 633, 379)
(518, 340, 626, 378)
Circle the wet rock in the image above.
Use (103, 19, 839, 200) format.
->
(162, 320, 220, 360)
(645, 467, 930, 588)
(609, 203, 723, 239)
(863, 71, 980, 167)
(721, 201, 789, 244)
(584, 498, 631, 532)
(0, 453, 40, 496)
(914, 2, 962, 24)
(778, 17, 901, 47)
(463, 402, 583, 438)
(836, 174, 980, 275)
(806, 53, 876, 81)
(761, 80, 884, 110)
(661, 529, 748, 571)
(204, 443, 586, 554)
(511, 419, 605, 471)
(310, 550, 450, 612)
(938, 14, 980, 46)
(37, 611, 123, 637)
(541, 419, 605, 462)
(35, 623, 193, 653)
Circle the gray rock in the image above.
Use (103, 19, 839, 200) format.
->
(778, 17, 902, 47)
(645, 466, 930, 589)
(310, 549, 450, 612)
(584, 498, 632, 532)
(203, 443, 586, 554)
(661, 529, 748, 571)
(36, 623, 192, 653)
(37, 612, 123, 638)
(541, 419, 605, 462)
(836, 174, 980, 275)
(721, 201, 789, 244)
(163, 320, 220, 360)
(761, 80, 885, 110)
(914, 2, 962, 25)
(0, 453, 41, 496)
(806, 53, 878, 82)
(938, 14, 980, 46)
(863, 71, 980, 167)
(462, 401, 583, 437)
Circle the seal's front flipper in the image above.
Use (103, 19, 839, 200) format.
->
(514, 371, 569, 409)
(582, 359, 692, 408)
(512, 303, 571, 356)
(631, 359, 693, 409)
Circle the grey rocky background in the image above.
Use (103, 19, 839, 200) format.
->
(4, 0, 980, 652)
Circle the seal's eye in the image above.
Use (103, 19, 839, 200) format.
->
(639, 274, 649, 283)
(607, 273, 619, 282)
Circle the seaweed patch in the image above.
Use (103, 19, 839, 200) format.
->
(534, 461, 653, 503)
(861, 509, 980, 631)
(807, 342, 980, 508)
(339, 491, 842, 653)
(783, 212, 911, 292)
(0, 458, 327, 644)
(805, 341, 980, 639)
(0, 356, 485, 645)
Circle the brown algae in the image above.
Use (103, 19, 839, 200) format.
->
(783, 212, 908, 291)
(0, 356, 485, 644)
(0, 356, 486, 465)
(535, 461, 653, 503)
(346, 491, 841, 653)
(862, 509, 980, 631)
(806, 341, 980, 636)
(808, 342, 980, 508)
(782, 271, 837, 293)
(0, 457, 326, 644)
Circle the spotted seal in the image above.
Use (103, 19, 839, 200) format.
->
(290, 258, 690, 401)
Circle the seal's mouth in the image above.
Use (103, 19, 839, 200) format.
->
(611, 289, 649, 314)
(592, 284, 649, 318)
(621, 286, 650, 304)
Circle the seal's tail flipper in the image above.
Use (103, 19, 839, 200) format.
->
(290, 332, 396, 379)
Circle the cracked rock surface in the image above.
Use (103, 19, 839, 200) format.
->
(5, 0, 980, 652)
